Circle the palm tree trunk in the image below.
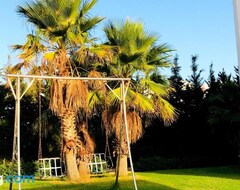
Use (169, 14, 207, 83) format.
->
(78, 161, 90, 181)
(118, 154, 128, 176)
(62, 109, 80, 181)
(117, 138, 129, 176)
(115, 140, 129, 177)
(65, 149, 80, 181)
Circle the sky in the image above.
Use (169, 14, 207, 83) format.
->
(0, 0, 238, 80)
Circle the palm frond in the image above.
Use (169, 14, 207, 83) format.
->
(141, 78, 170, 97)
(88, 44, 114, 62)
(87, 70, 106, 92)
(107, 87, 121, 106)
(49, 79, 65, 115)
(65, 80, 88, 111)
(155, 98, 178, 125)
(81, 16, 105, 32)
(101, 109, 113, 136)
(7, 62, 24, 74)
(80, 0, 97, 17)
(88, 90, 105, 112)
(111, 111, 143, 143)
(130, 91, 154, 113)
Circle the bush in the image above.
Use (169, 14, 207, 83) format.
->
(0, 159, 38, 177)
(21, 160, 39, 176)
(0, 159, 17, 177)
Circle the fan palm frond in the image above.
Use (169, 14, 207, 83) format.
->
(80, 16, 105, 32)
(141, 78, 170, 97)
(65, 80, 88, 111)
(130, 92, 154, 113)
(49, 79, 65, 115)
(88, 90, 105, 112)
(155, 98, 178, 125)
(80, 0, 97, 17)
(101, 109, 113, 135)
(111, 111, 143, 143)
(87, 70, 106, 91)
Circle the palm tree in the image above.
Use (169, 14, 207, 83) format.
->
(12, 33, 47, 162)
(102, 19, 177, 176)
(15, 0, 106, 181)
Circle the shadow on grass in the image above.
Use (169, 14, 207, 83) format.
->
(10, 166, 239, 190)
(19, 179, 177, 190)
(109, 180, 177, 190)
(145, 165, 240, 180)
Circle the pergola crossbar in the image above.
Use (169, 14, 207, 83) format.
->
(6, 74, 131, 81)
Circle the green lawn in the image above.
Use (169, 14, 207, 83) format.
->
(1, 166, 239, 190)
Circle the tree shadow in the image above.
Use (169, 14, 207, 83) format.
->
(13, 166, 240, 190)
(146, 165, 240, 180)
(21, 179, 177, 190)
(109, 180, 177, 190)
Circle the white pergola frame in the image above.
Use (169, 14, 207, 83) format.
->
(6, 74, 138, 190)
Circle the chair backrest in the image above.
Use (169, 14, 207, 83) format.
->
(84, 153, 108, 174)
(38, 157, 63, 178)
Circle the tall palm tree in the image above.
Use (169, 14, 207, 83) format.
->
(12, 33, 46, 161)
(15, 0, 106, 181)
(102, 19, 177, 176)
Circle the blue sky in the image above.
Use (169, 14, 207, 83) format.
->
(0, 0, 237, 80)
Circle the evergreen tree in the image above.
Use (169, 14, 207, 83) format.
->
(170, 54, 183, 90)
(188, 55, 204, 89)
(207, 70, 240, 162)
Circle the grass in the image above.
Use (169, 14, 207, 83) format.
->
(1, 166, 239, 190)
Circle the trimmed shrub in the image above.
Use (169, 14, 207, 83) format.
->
(0, 159, 17, 177)
(0, 159, 38, 177)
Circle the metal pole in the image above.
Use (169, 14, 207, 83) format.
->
(233, 0, 240, 83)
(115, 83, 123, 183)
(121, 81, 138, 190)
(9, 87, 18, 190)
(16, 76, 21, 190)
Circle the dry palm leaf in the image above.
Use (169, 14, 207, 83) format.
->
(87, 70, 106, 92)
(111, 110, 143, 144)
(65, 80, 88, 111)
(49, 79, 65, 115)
(101, 109, 113, 136)
(77, 123, 95, 159)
